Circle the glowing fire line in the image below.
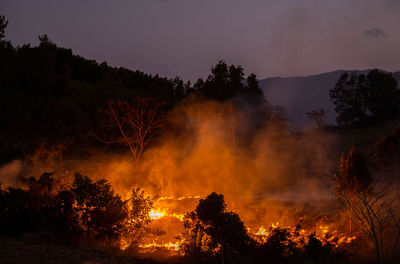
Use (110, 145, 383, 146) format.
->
(121, 197, 358, 253)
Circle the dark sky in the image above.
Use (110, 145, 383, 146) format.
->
(2, 0, 400, 81)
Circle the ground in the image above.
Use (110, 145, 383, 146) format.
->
(0, 234, 168, 264)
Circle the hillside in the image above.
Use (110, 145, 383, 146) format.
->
(259, 70, 400, 128)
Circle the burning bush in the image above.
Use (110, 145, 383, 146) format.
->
(119, 187, 156, 250)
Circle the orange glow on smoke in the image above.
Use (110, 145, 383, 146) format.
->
(14, 100, 355, 256)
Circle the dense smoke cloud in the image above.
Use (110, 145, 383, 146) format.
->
(2, 97, 345, 230)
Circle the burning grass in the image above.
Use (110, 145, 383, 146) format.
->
(116, 194, 358, 256)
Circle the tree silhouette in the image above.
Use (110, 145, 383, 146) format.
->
(333, 147, 400, 264)
(120, 188, 154, 249)
(0, 15, 8, 40)
(365, 70, 400, 121)
(197, 60, 263, 101)
(330, 70, 399, 126)
(71, 173, 127, 240)
(203, 60, 237, 100)
(182, 192, 253, 264)
(245, 73, 264, 96)
(333, 146, 373, 234)
(96, 96, 165, 162)
(257, 227, 297, 263)
(330, 72, 368, 125)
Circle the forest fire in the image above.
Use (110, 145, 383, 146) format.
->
(148, 208, 185, 221)
(2, 84, 400, 264)
(250, 223, 357, 248)
(1, 6, 400, 263)
(124, 211, 358, 254)
(2, 99, 364, 261)
(117, 194, 358, 254)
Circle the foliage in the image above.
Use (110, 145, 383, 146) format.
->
(0, 173, 77, 235)
(194, 60, 264, 101)
(71, 173, 128, 240)
(330, 70, 400, 126)
(253, 226, 347, 264)
(0, 186, 31, 234)
(0, 171, 160, 249)
(181, 192, 253, 263)
(181, 211, 210, 259)
(334, 146, 373, 198)
(333, 146, 373, 234)
(120, 188, 154, 249)
(256, 227, 298, 263)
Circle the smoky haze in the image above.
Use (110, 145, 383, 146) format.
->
(1, 97, 344, 230)
(2, 0, 400, 81)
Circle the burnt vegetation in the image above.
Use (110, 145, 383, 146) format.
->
(2, 15, 400, 264)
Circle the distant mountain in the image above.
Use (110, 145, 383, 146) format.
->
(258, 70, 399, 128)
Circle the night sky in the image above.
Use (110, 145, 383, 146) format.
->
(2, 0, 400, 80)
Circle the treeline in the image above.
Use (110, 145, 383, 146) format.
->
(330, 70, 400, 127)
(0, 15, 265, 163)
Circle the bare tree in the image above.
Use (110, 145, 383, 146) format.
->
(333, 147, 400, 264)
(95, 96, 164, 162)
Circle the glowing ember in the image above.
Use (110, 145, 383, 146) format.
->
(139, 241, 181, 251)
(255, 227, 268, 236)
(119, 236, 130, 251)
(250, 222, 357, 248)
(156, 195, 201, 201)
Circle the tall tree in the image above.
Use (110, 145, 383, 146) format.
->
(96, 96, 165, 162)
(329, 72, 367, 125)
(365, 69, 400, 121)
(245, 73, 264, 96)
(203, 60, 234, 100)
(330, 70, 399, 126)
